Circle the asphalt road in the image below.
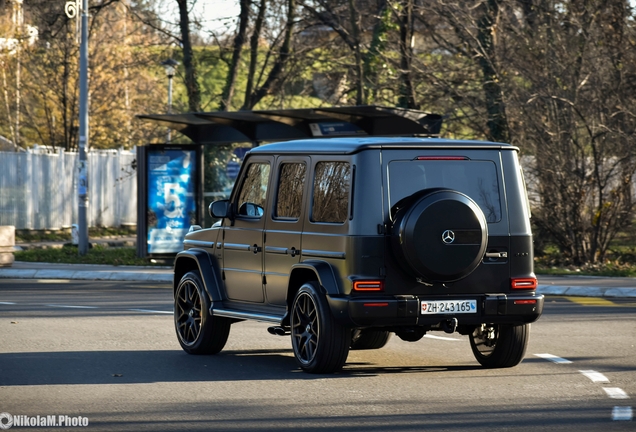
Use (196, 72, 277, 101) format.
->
(0, 280, 634, 431)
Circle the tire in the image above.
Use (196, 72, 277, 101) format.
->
(174, 270, 231, 355)
(391, 189, 488, 282)
(290, 282, 351, 373)
(469, 323, 530, 368)
(351, 329, 392, 350)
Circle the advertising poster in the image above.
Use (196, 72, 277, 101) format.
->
(147, 148, 197, 254)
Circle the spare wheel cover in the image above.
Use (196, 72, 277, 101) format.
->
(394, 189, 488, 282)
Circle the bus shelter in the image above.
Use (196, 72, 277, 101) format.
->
(135, 105, 442, 257)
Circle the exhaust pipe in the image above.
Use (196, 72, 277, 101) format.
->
(267, 326, 290, 336)
(441, 318, 458, 334)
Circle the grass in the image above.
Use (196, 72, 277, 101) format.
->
(534, 245, 636, 277)
(16, 226, 135, 243)
(14, 245, 168, 267)
(534, 262, 636, 277)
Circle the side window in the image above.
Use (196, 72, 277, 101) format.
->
(275, 163, 306, 220)
(237, 162, 270, 217)
(312, 161, 351, 223)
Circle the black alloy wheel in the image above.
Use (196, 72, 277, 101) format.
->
(469, 323, 530, 368)
(174, 271, 231, 355)
(291, 282, 350, 373)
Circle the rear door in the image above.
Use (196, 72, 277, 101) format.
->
(263, 157, 310, 306)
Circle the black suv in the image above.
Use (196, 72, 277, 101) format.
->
(173, 138, 543, 373)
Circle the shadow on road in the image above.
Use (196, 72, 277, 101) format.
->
(0, 348, 497, 385)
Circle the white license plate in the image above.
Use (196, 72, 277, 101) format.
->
(421, 300, 477, 315)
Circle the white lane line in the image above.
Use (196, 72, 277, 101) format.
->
(128, 309, 173, 314)
(604, 388, 630, 399)
(36, 279, 72, 283)
(612, 406, 633, 421)
(534, 353, 572, 364)
(0, 301, 16, 305)
(579, 370, 610, 383)
(45, 304, 98, 309)
(424, 334, 461, 341)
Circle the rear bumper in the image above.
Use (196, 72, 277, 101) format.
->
(327, 292, 544, 327)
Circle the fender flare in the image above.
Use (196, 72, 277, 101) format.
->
(174, 249, 224, 303)
(289, 260, 343, 296)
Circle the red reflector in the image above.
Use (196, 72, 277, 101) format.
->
(511, 277, 538, 290)
(363, 302, 389, 307)
(416, 156, 468, 160)
(353, 281, 384, 292)
(514, 299, 537, 305)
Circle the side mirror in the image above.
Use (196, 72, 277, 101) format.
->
(209, 200, 230, 219)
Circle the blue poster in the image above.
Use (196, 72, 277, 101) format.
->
(147, 149, 197, 254)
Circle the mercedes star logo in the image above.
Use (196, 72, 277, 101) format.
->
(442, 230, 455, 244)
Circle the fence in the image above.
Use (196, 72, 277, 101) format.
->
(0, 149, 137, 230)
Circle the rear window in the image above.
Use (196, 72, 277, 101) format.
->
(388, 160, 502, 223)
(312, 161, 351, 223)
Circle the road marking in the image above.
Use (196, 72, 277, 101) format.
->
(604, 388, 630, 399)
(579, 370, 610, 383)
(36, 279, 72, 283)
(534, 353, 572, 364)
(128, 309, 173, 314)
(612, 406, 633, 421)
(424, 334, 461, 341)
(565, 297, 617, 307)
(1, 301, 173, 314)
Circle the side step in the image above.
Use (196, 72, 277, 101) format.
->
(211, 308, 282, 324)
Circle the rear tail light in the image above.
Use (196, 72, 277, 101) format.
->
(511, 277, 537, 290)
(353, 280, 384, 292)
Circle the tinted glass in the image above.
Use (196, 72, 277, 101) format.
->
(388, 160, 502, 222)
(237, 163, 270, 217)
(312, 162, 351, 223)
(275, 163, 306, 219)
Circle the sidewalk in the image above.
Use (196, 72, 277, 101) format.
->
(537, 275, 636, 298)
(1, 260, 636, 297)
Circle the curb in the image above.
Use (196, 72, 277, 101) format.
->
(2, 268, 636, 297)
(0, 268, 172, 283)
(536, 285, 636, 299)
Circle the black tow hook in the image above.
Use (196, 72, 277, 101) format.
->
(441, 318, 458, 334)
(267, 326, 290, 336)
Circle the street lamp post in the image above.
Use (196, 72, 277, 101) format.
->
(161, 58, 179, 143)
(66, 0, 89, 255)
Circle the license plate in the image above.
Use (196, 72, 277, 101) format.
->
(421, 300, 477, 315)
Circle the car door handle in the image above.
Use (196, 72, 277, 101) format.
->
(289, 247, 299, 257)
(252, 244, 262, 253)
(484, 252, 507, 258)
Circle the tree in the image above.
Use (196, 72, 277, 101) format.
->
(509, 0, 636, 264)
(300, 0, 394, 106)
(176, 0, 201, 112)
(0, 0, 168, 150)
(413, 0, 511, 142)
(241, 0, 298, 109)
(219, 0, 250, 111)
